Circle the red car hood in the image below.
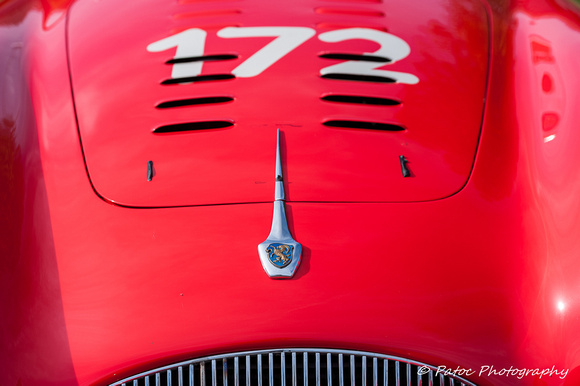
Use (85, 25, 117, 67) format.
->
(67, 0, 489, 207)
(6, 0, 580, 385)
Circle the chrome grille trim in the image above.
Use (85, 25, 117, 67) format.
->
(383, 360, 387, 386)
(350, 356, 355, 386)
(316, 353, 321, 386)
(112, 349, 476, 386)
(258, 355, 263, 386)
(224, 360, 229, 386)
(281, 353, 286, 386)
(372, 358, 377, 386)
(361, 356, 366, 386)
(338, 355, 344, 386)
(235, 358, 239, 386)
(292, 352, 297, 386)
(247, 356, 251, 386)
(270, 354, 275, 386)
(304, 352, 309, 386)
(327, 354, 332, 386)
(212, 360, 217, 386)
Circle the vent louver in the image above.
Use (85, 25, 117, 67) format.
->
(110, 349, 476, 386)
(166, 54, 238, 64)
(173, 9, 241, 19)
(161, 74, 236, 85)
(314, 7, 385, 17)
(318, 54, 390, 63)
(320, 95, 400, 106)
(156, 97, 234, 109)
(320, 73, 396, 83)
(153, 121, 234, 133)
(323, 120, 405, 132)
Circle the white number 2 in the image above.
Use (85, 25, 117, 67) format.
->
(318, 28, 419, 84)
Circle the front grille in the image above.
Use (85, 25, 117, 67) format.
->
(110, 349, 476, 386)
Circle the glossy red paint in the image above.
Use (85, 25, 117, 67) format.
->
(1, 0, 580, 385)
(67, 0, 488, 207)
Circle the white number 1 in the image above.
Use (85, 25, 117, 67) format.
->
(146, 28, 207, 79)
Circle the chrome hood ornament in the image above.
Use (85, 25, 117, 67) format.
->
(258, 130, 302, 279)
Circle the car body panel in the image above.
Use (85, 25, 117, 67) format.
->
(67, 0, 488, 207)
(1, 0, 580, 385)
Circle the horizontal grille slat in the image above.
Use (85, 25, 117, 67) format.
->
(110, 349, 477, 386)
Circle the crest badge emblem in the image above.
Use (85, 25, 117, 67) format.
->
(266, 243, 294, 268)
(258, 130, 302, 279)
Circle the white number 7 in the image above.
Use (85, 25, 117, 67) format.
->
(217, 27, 315, 77)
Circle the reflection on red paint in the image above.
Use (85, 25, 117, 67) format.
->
(541, 73, 553, 92)
(531, 37, 555, 63)
(542, 112, 559, 132)
(530, 35, 563, 143)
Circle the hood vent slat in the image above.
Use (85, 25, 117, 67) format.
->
(172, 9, 241, 19)
(323, 120, 404, 131)
(166, 54, 238, 64)
(321, 73, 395, 83)
(153, 121, 234, 133)
(156, 96, 234, 108)
(314, 7, 385, 17)
(321, 94, 400, 106)
(161, 74, 236, 85)
(319, 53, 391, 62)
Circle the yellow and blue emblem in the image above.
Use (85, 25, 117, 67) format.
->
(266, 243, 294, 268)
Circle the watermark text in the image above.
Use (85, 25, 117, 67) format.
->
(416, 365, 569, 380)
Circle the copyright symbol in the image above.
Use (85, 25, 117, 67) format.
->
(417, 366, 430, 375)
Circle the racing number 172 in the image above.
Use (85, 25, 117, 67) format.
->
(147, 27, 419, 84)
